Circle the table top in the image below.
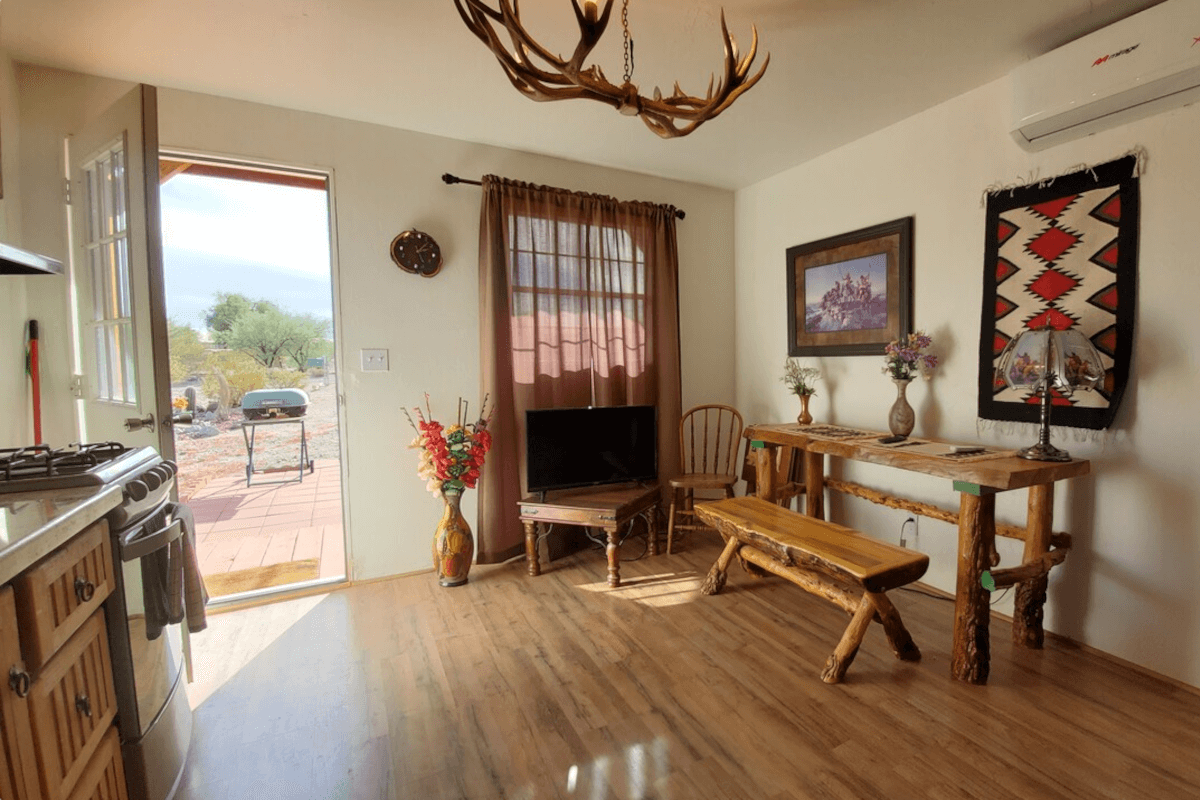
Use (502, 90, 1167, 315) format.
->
(745, 422, 1090, 491)
(519, 482, 660, 515)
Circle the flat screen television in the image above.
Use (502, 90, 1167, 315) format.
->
(526, 405, 658, 493)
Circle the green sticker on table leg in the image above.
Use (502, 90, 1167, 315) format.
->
(981, 570, 995, 592)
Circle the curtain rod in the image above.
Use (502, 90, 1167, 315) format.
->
(441, 173, 686, 220)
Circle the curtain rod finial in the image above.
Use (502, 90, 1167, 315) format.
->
(442, 173, 460, 185)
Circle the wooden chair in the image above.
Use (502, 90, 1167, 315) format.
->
(666, 404, 744, 554)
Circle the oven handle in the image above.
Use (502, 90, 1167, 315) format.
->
(120, 515, 184, 562)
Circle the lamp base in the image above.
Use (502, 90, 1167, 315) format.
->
(1017, 441, 1072, 462)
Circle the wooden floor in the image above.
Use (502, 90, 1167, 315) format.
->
(175, 534, 1200, 800)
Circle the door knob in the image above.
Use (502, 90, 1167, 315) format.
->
(124, 414, 155, 433)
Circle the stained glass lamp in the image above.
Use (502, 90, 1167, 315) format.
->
(994, 326, 1105, 461)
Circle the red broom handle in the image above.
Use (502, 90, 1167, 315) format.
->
(29, 320, 42, 444)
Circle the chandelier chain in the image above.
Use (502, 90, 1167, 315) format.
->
(621, 0, 634, 84)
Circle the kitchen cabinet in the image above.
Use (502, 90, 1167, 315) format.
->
(2, 520, 128, 800)
(2, 585, 40, 800)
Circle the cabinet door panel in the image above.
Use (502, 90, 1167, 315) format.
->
(13, 520, 114, 671)
(1, 585, 40, 800)
(28, 612, 118, 800)
(65, 727, 128, 800)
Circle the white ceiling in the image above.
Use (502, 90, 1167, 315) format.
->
(0, 0, 1167, 190)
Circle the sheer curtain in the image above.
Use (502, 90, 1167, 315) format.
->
(476, 175, 683, 563)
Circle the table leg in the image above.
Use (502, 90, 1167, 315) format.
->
(804, 449, 825, 520)
(754, 444, 778, 502)
(952, 491, 996, 684)
(523, 520, 541, 577)
(646, 505, 659, 557)
(1013, 482, 1054, 648)
(606, 527, 620, 588)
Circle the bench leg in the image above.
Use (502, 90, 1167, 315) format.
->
(868, 591, 921, 662)
(821, 593, 875, 684)
(701, 536, 741, 596)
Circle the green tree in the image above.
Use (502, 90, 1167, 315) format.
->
(281, 314, 331, 370)
(205, 292, 278, 347)
(168, 322, 208, 382)
(225, 306, 297, 367)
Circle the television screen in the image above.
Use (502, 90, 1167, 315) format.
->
(526, 405, 658, 493)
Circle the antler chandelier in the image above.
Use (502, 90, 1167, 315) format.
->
(453, 0, 769, 139)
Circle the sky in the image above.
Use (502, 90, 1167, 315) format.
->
(160, 172, 333, 331)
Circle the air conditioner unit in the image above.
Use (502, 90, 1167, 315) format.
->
(1011, 0, 1200, 151)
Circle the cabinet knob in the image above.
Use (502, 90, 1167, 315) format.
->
(75, 576, 96, 603)
(75, 693, 92, 718)
(8, 667, 30, 698)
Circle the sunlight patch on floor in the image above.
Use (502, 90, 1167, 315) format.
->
(185, 593, 327, 708)
(576, 572, 703, 607)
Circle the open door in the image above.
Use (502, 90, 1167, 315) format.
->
(68, 84, 174, 460)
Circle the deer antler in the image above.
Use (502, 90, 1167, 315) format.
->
(452, 0, 770, 138)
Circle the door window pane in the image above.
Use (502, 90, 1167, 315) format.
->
(83, 140, 136, 404)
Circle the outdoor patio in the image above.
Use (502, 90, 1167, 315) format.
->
(187, 457, 345, 597)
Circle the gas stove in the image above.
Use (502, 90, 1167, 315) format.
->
(0, 442, 175, 527)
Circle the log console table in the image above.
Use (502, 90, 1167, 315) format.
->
(744, 422, 1090, 685)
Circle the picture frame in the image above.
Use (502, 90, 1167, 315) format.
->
(785, 216, 913, 356)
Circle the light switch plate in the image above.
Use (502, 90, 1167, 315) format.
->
(361, 348, 389, 371)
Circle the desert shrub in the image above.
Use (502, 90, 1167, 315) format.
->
(202, 350, 266, 407)
(265, 368, 307, 389)
(168, 322, 208, 382)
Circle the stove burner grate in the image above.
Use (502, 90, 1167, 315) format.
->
(0, 441, 136, 484)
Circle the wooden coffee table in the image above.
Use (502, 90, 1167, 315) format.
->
(518, 482, 660, 588)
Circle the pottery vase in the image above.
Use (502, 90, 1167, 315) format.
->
(888, 378, 915, 437)
(797, 394, 813, 426)
(433, 489, 474, 587)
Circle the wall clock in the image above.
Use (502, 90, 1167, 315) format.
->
(390, 229, 443, 277)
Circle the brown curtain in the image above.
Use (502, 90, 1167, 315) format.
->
(476, 175, 683, 563)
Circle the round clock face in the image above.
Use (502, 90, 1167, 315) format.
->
(390, 229, 443, 277)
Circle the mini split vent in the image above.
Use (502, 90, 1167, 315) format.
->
(1011, 0, 1200, 150)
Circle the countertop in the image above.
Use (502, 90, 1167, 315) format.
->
(0, 484, 122, 586)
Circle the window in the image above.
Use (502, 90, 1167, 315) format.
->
(507, 213, 647, 388)
(82, 141, 137, 404)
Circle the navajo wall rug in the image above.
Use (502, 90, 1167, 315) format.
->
(977, 154, 1139, 430)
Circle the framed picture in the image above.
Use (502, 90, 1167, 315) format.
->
(785, 216, 913, 356)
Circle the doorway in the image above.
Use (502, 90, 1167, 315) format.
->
(158, 154, 346, 600)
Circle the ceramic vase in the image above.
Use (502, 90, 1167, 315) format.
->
(433, 489, 474, 587)
(797, 394, 813, 426)
(888, 378, 915, 437)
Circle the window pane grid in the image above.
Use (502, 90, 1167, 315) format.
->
(83, 141, 136, 404)
(507, 212, 648, 384)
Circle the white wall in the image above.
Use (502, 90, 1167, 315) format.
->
(735, 77, 1200, 687)
(9, 66, 736, 583)
(0, 52, 29, 446)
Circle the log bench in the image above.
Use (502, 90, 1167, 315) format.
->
(694, 496, 930, 684)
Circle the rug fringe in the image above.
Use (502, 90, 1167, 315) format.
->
(979, 147, 1148, 207)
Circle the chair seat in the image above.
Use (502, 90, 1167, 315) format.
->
(668, 473, 738, 491)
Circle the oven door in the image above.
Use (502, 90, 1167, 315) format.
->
(105, 501, 193, 800)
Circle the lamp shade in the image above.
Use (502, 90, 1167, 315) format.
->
(996, 327, 1105, 396)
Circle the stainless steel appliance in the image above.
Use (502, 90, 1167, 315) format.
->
(0, 442, 193, 800)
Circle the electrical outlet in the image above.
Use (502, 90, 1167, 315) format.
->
(361, 348, 389, 371)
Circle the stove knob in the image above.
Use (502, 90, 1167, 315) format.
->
(125, 479, 149, 502)
(143, 469, 162, 490)
(161, 460, 178, 477)
(155, 464, 175, 484)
